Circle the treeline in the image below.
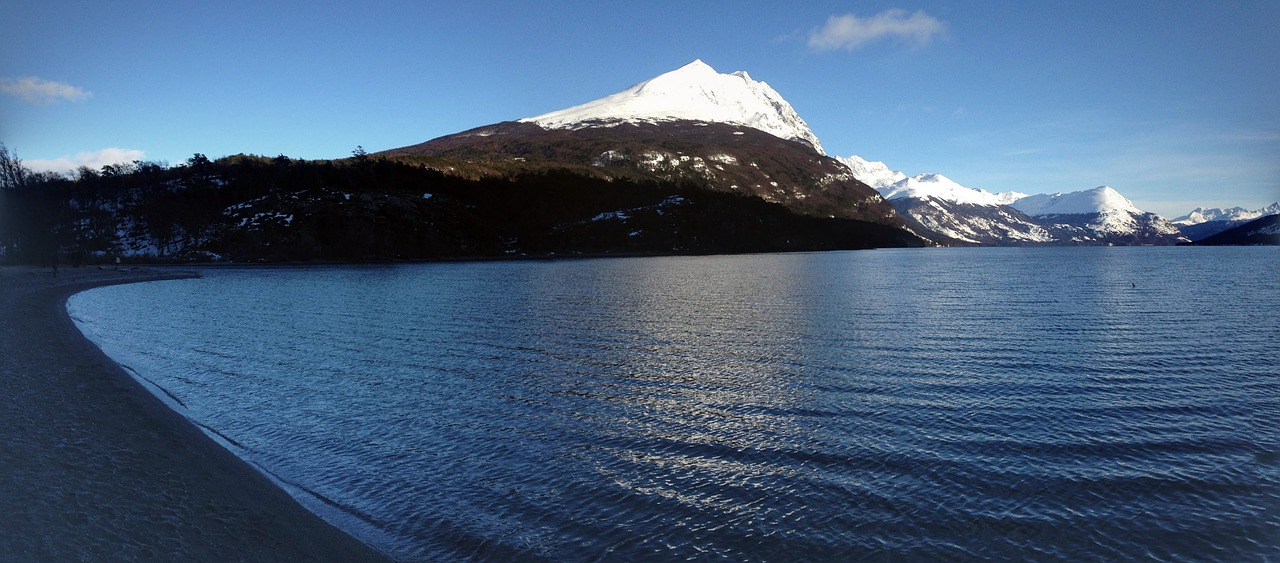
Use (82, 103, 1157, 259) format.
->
(0, 144, 921, 265)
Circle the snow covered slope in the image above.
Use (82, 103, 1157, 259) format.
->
(879, 173, 1027, 206)
(1009, 186, 1141, 216)
(835, 155, 905, 189)
(519, 60, 825, 154)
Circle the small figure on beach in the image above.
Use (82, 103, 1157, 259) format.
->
(51, 252, 58, 278)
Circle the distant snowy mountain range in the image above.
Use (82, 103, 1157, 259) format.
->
(836, 155, 1190, 245)
(1170, 203, 1280, 241)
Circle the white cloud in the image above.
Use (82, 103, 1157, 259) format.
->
(808, 9, 946, 51)
(25, 148, 146, 175)
(0, 76, 92, 105)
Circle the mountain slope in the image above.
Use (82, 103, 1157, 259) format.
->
(886, 197, 1053, 245)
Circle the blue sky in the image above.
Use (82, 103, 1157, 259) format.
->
(2, 1, 1276, 217)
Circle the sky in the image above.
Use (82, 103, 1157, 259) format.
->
(2, 1, 1277, 218)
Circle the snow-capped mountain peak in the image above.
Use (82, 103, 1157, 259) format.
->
(1009, 186, 1141, 216)
(519, 60, 825, 154)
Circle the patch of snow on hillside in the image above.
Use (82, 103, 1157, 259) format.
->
(707, 153, 738, 165)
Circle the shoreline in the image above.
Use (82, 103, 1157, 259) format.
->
(0, 266, 389, 561)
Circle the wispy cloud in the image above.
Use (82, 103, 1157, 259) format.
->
(0, 76, 92, 105)
(1002, 148, 1046, 157)
(25, 148, 145, 174)
(808, 9, 946, 52)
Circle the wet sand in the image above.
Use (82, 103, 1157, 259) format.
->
(0, 266, 389, 561)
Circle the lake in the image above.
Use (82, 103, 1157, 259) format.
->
(68, 247, 1280, 561)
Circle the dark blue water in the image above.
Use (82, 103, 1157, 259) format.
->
(69, 247, 1280, 561)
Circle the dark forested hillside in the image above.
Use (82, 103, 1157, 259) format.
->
(0, 150, 924, 265)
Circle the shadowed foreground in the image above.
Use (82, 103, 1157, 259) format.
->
(0, 266, 388, 562)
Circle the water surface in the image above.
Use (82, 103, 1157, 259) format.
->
(69, 247, 1280, 560)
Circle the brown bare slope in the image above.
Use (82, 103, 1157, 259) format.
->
(0, 266, 388, 562)
(381, 120, 905, 227)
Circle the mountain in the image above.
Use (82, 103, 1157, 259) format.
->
(384, 61, 910, 234)
(519, 59, 825, 154)
(1008, 186, 1188, 244)
(1191, 214, 1280, 246)
(1172, 203, 1280, 241)
(840, 156, 1187, 245)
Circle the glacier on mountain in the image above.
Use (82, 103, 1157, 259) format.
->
(519, 60, 826, 154)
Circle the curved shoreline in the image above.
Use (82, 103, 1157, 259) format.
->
(0, 266, 389, 561)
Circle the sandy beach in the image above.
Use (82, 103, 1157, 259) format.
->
(0, 266, 389, 561)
